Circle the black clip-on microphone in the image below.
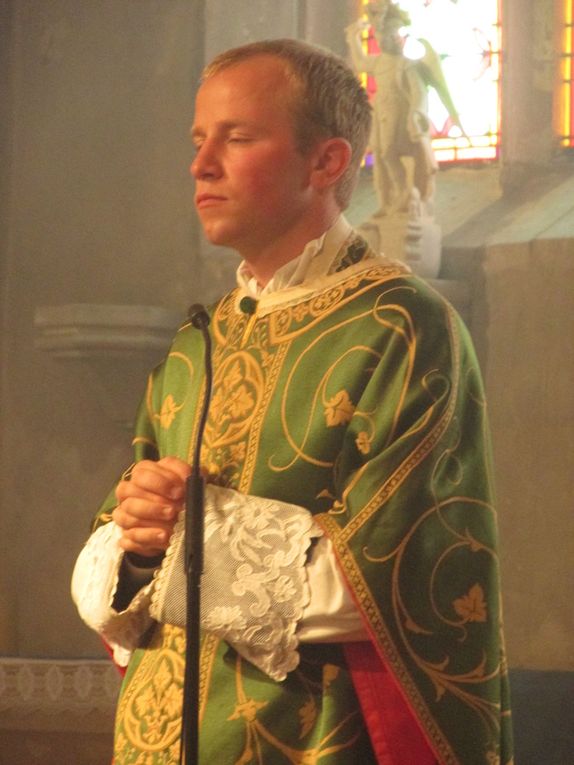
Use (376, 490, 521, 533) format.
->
(179, 303, 213, 765)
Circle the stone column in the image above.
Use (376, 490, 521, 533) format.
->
(500, 0, 556, 190)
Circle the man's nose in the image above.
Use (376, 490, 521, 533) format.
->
(190, 141, 221, 180)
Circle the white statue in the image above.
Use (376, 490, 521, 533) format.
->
(345, 1, 467, 277)
(346, 1, 465, 218)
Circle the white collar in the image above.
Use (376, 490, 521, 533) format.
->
(236, 215, 352, 298)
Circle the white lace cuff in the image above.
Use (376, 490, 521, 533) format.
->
(71, 522, 154, 667)
(150, 485, 322, 681)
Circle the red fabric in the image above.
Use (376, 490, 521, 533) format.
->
(103, 639, 127, 677)
(345, 641, 438, 765)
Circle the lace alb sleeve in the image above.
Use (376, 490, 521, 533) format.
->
(71, 522, 154, 667)
(150, 484, 322, 681)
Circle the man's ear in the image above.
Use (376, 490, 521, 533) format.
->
(309, 138, 352, 191)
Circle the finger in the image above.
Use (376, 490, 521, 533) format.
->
(118, 526, 170, 557)
(115, 468, 185, 504)
(113, 495, 179, 524)
(157, 456, 192, 483)
(129, 461, 187, 501)
(113, 502, 179, 530)
(115, 479, 169, 506)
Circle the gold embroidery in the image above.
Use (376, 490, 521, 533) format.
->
(199, 632, 220, 725)
(201, 303, 290, 491)
(309, 285, 346, 317)
(115, 626, 185, 761)
(158, 394, 182, 429)
(229, 652, 364, 765)
(122, 649, 183, 751)
(323, 664, 340, 688)
(355, 431, 372, 455)
(298, 698, 318, 739)
(148, 351, 196, 432)
(228, 697, 268, 723)
(324, 390, 355, 427)
(453, 583, 488, 624)
(206, 353, 263, 450)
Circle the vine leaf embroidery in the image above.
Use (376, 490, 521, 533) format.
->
(299, 698, 318, 739)
(453, 583, 488, 623)
(404, 616, 433, 635)
(228, 698, 268, 723)
(323, 663, 340, 689)
(355, 430, 372, 455)
(324, 390, 355, 427)
(227, 384, 255, 419)
(159, 394, 181, 429)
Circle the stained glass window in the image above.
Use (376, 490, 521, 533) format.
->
(360, 0, 501, 163)
(557, 0, 574, 148)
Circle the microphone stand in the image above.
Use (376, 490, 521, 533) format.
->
(180, 304, 212, 765)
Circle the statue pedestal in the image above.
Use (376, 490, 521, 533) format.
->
(357, 212, 442, 279)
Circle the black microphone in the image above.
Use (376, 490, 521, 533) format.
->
(181, 302, 212, 765)
(186, 304, 212, 475)
(188, 302, 210, 330)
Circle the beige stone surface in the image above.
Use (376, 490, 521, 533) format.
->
(483, 238, 574, 670)
(0, 731, 112, 765)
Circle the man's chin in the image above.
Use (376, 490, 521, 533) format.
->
(199, 222, 235, 249)
(203, 236, 236, 252)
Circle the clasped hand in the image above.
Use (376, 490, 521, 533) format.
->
(113, 457, 191, 558)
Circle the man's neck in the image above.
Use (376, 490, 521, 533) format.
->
(240, 208, 340, 288)
(236, 214, 354, 301)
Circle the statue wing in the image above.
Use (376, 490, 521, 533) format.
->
(417, 38, 461, 125)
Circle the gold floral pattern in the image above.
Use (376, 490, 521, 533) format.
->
(158, 394, 180, 429)
(453, 583, 488, 623)
(115, 627, 185, 762)
(122, 650, 183, 752)
(355, 430, 372, 455)
(205, 353, 263, 452)
(324, 390, 355, 427)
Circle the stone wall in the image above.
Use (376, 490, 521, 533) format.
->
(0, 0, 205, 661)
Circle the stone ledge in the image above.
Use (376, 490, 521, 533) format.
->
(34, 303, 183, 427)
(34, 303, 182, 358)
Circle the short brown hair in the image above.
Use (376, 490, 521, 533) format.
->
(202, 39, 372, 209)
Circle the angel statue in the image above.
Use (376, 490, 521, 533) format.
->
(346, 0, 465, 217)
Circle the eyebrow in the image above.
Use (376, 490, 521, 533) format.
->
(190, 120, 259, 139)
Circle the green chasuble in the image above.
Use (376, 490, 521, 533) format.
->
(95, 233, 512, 765)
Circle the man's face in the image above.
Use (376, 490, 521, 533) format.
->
(190, 56, 317, 259)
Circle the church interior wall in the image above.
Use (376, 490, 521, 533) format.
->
(0, 1, 572, 762)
